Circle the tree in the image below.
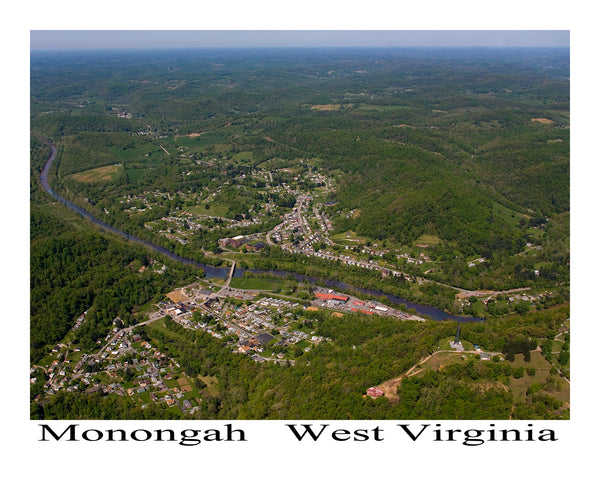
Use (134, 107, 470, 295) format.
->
(194, 378, 207, 390)
(514, 301, 530, 315)
(558, 348, 569, 366)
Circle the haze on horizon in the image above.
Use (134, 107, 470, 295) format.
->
(30, 30, 570, 51)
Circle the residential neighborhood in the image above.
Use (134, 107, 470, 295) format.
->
(32, 324, 205, 415)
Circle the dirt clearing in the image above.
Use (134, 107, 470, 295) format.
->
(311, 104, 341, 111)
(166, 289, 189, 303)
(177, 377, 193, 392)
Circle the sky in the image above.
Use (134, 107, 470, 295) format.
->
(30, 30, 570, 51)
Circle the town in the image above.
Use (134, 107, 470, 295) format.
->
(32, 156, 561, 413)
(31, 280, 424, 415)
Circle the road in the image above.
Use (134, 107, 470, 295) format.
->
(375, 348, 502, 400)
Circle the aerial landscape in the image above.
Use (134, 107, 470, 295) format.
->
(30, 34, 570, 420)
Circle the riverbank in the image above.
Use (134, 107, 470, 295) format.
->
(38, 140, 484, 323)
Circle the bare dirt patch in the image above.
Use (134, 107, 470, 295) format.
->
(531, 117, 554, 124)
(456, 290, 495, 300)
(374, 350, 473, 401)
(311, 104, 341, 111)
(166, 289, 189, 303)
(177, 377, 193, 392)
(174, 132, 205, 140)
(376, 377, 403, 402)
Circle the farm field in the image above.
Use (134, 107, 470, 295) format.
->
(68, 164, 121, 183)
(229, 276, 284, 291)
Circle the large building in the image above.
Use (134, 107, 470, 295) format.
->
(315, 292, 349, 303)
(219, 235, 248, 248)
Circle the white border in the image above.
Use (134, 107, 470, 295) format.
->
(6, 2, 596, 478)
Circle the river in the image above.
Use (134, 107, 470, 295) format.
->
(39, 141, 484, 323)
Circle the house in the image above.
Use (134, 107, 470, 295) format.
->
(367, 387, 384, 399)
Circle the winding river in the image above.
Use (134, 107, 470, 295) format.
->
(39, 141, 484, 323)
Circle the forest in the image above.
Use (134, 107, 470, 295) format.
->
(31, 47, 569, 420)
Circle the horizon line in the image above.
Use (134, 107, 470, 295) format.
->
(30, 45, 571, 53)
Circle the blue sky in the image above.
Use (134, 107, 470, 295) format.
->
(30, 30, 570, 51)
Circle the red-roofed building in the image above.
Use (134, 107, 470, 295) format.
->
(315, 292, 349, 302)
(367, 387, 384, 399)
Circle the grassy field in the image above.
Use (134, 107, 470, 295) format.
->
(198, 375, 219, 397)
(491, 201, 528, 228)
(408, 348, 568, 407)
(414, 234, 442, 246)
(330, 230, 368, 245)
(437, 337, 475, 351)
(165, 132, 226, 148)
(311, 104, 341, 111)
(355, 104, 411, 112)
(232, 151, 253, 162)
(507, 351, 570, 404)
(418, 351, 473, 372)
(68, 164, 121, 183)
(112, 143, 159, 162)
(229, 277, 284, 291)
(125, 167, 147, 181)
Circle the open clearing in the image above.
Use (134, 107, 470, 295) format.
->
(375, 349, 569, 407)
(311, 104, 341, 111)
(507, 351, 570, 404)
(414, 234, 442, 245)
(198, 375, 219, 396)
(229, 277, 283, 291)
(69, 164, 120, 183)
(177, 377, 193, 392)
(175, 132, 205, 139)
(531, 117, 554, 124)
(166, 289, 189, 303)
